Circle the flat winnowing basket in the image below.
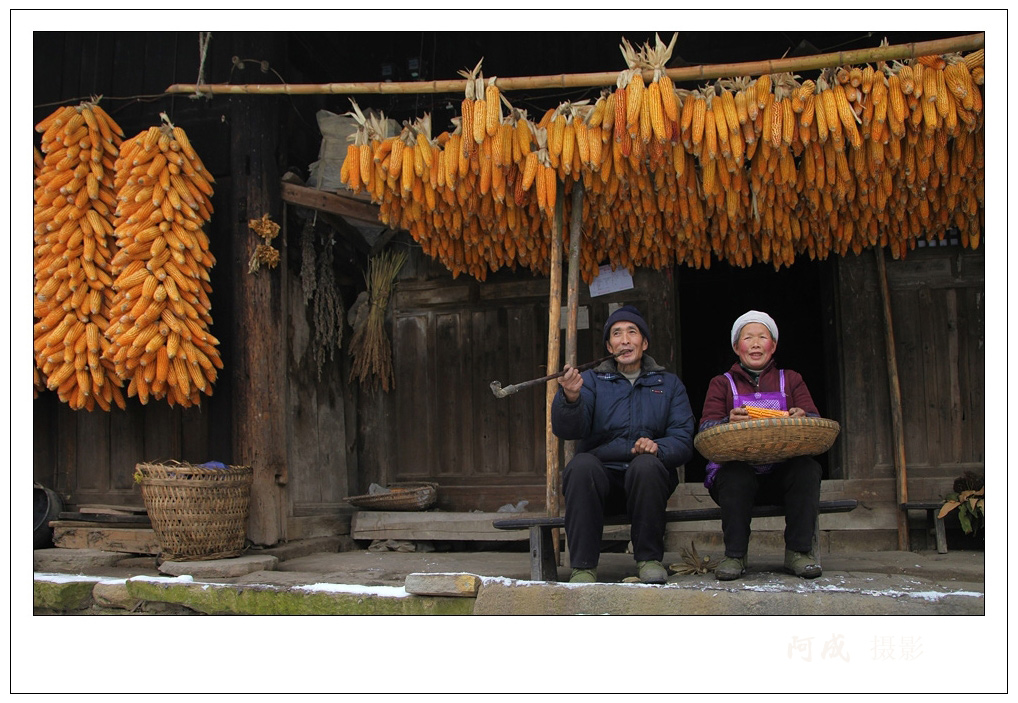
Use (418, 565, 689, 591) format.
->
(694, 417, 841, 465)
(344, 482, 438, 511)
(136, 461, 253, 561)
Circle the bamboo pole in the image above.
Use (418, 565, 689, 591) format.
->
(563, 182, 585, 469)
(545, 181, 566, 562)
(875, 247, 910, 551)
(166, 33, 983, 96)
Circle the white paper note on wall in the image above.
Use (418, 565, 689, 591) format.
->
(560, 306, 589, 330)
(588, 265, 634, 297)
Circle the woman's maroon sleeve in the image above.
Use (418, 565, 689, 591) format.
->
(699, 374, 732, 429)
(786, 370, 820, 416)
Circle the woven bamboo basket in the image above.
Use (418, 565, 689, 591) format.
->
(135, 461, 253, 561)
(344, 482, 438, 511)
(694, 417, 841, 465)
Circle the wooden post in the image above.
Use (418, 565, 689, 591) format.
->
(563, 182, 584, 468)
(545, 182, 565, 561)
(875, 248, 909, 551)
(229, 34, 287, 546)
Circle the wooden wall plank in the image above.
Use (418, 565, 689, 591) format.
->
(506, 304, 541, 478)
(435, 311, 471, 477)
(394, 312, 435, 479)
(108, 406, 144, 492)
(473, 308, 510, 476)
(74, 410, 110, 493)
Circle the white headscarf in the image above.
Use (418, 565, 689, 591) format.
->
(731, 310, 779, 347)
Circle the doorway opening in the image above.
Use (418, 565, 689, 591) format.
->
(677, 257, 839, 484)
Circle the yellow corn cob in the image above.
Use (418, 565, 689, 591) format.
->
(833, 84, 862, 149)
(647, 81, 666, 141)
(690, 96, 706, 149)
(472, 98, 487, 145)
(659, 74, 679, 123)
(719, 88, 740, 135)
(755, 74, 772, 110)
(485, 82, 500, 137)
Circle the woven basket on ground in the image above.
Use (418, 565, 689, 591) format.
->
(345, 482, 438, 511)
(694, 417, 841, 465)
(135, 461, 253, 561)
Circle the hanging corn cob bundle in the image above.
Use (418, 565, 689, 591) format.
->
(33, 100, 126, 411)
(105, 113, 220, 408)
(333, 39, 983, 286)
(33, 147, 45, 398)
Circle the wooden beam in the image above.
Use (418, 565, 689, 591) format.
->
(229, 34, 287, 546)
(280, 181, 382, 224)
(166, 34, 984, 96)
(563, 182, 584, 468)
(875, 248, 910, 551)
(545, 182, 564, 560)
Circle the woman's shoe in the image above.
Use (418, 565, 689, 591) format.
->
(637, 560, 668, 584)
(569, 568, 597, 583)
(784, 550, 822, 578)
(715, 556, 746, 581)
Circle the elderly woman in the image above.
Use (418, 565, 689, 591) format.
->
(699, 310, 823, 581)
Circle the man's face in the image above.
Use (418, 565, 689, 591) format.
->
(606, 321, 648, 372)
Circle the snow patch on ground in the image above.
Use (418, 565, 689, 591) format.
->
(295, 583, 410, 598)
(34, 572, 194, 585)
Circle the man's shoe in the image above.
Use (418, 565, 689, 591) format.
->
(569, 568, 597, 583)
(715, 556, 746, 581)
(637, 560, 668, 584)
(784, 549, 822, 579)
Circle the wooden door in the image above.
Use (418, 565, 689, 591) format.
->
(376, 268, 676, 512)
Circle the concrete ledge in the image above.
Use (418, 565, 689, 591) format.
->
(124, 577, 475, 615)
(472, 575, 985, 615)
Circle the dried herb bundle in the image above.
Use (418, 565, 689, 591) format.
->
(348, 248, 407, 392)
(299, 218, 345, 380)
(668, 541, 721, 575)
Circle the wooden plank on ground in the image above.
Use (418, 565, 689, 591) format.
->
(51, 523, 161, 554)
(58, 513, 151, 525)
(351, 511, 529, 541)
(78, 504, 148, 515)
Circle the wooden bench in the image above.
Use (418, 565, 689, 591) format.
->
(901, 501, 948, 554)
(493, 499, 858, 581)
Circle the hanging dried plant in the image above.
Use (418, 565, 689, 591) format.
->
(298, 217, 345, 380)
(348, 248, 407, 392)
(248, 213, 281, 273)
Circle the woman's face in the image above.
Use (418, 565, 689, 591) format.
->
(733, 322, 777, 371)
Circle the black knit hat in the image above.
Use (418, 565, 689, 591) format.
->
(603, 305, 650, 344)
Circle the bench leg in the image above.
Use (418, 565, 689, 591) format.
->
(933, 511, 948, 554)
(530, 526, 559, 582)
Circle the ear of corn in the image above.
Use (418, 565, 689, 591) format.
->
(346, 37, 985, 285)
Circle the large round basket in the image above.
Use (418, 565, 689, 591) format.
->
(345, 482, 438, 511)
(136, 461, 253, 561)
(694, 417, 841, 465)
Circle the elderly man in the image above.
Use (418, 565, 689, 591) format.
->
(552, 305, 695, 584)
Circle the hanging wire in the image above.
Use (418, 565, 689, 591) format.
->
(192, 31, 213, 99)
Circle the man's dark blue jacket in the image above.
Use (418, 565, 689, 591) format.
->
(551, 355, 695, 472)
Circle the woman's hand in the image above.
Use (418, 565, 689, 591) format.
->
(728, 406, 750, 423)
(632, 437, 659, 456)
(788, 407, 807, 418)
(558, 364, 583, 403)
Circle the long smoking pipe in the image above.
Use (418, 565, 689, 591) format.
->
(490, 351, 622, 399)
